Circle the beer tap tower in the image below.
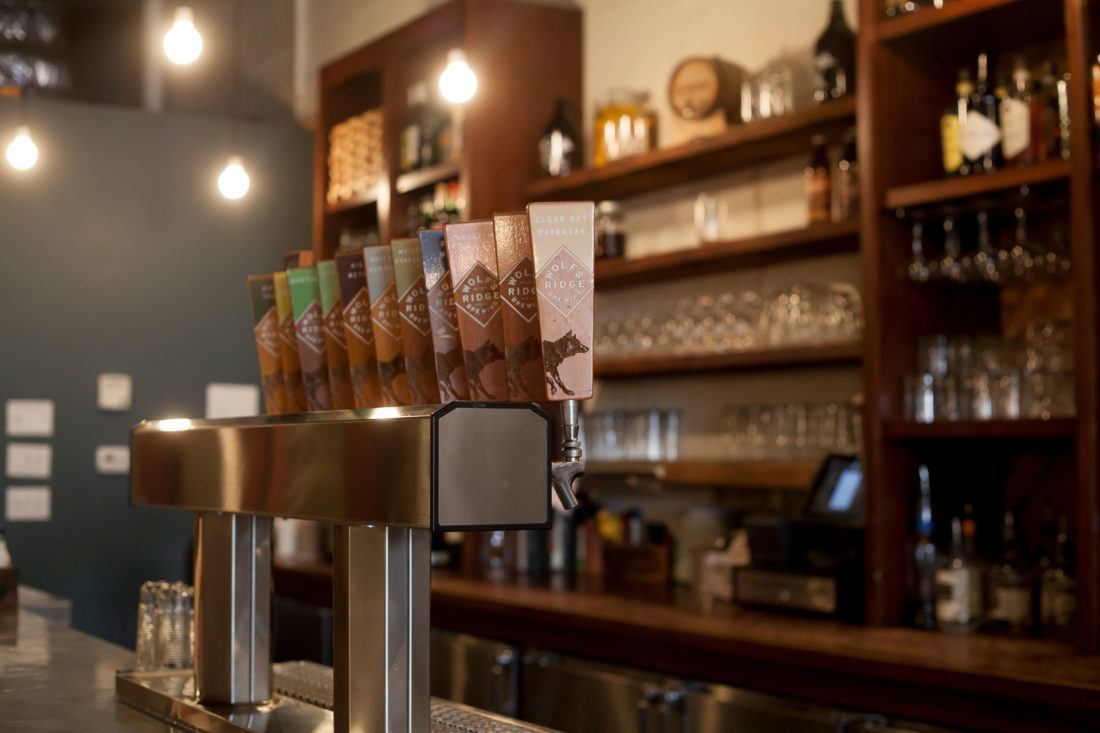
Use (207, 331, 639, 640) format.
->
(116, 204, 594, 733)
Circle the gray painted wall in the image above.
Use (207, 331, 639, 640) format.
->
(0, 97, 312, 646)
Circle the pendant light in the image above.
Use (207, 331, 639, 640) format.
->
(164, 5, 203, 66)
(439, 49, 478, 104)
(218, 0, 249, 201)
(6, 91, 38, 172)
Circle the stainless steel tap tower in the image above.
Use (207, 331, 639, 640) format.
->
(117, 401, 579, 733)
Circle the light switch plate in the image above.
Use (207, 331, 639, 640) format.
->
(205, 383, 260, 419)
(6, 486, 51, 521)
(97, 373, 133, 412)
(5, 399, 54, 437)
(95, 445, 130, 475)
(6, 443, 52, 479)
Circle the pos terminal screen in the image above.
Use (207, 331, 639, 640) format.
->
(805, 455, 864, 522)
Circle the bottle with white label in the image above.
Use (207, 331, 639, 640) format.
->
(987, 510, 1033, 635)
(936, 516, 982, 633)
(963, 53, 1003, 174)
(1001, 57, 1036, 166)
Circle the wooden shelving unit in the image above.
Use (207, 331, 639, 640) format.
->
(594, 342, 862, 378)
(324, 190, 380, 216)
(585, 459, 819, 491)
(596, 221, 859, 290)
(876, 0, 1053, 43)
(394, 161, 461, 195)
(883, 159, 1072, 210)
(859, 0, 1098, 650)
(526, 97, 856, 202)
(883, 418, 1076, 440)
(312, 0, 581, 259)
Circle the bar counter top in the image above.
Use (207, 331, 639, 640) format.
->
(275, 561, 1100, 733)
(0, 608, 163, 732)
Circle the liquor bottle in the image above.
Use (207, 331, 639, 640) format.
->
(942, 69, 973, 176)
(963, 53, 1003, 174)
(1001, 57, 1037, 166)
(813, 0, 856, 103)
(399, 82, 427, 173)
(1040, 516, 1077, 636)
(1056, 69, 1072, 160)
(1037, 62, 1060, 162)
(804, 136, 831, 224)
(539, 97, 579, 178)
(987, 510, 1033, 635)
(936, 516, 982, 633)
(833, 130, 859, 221)
(914, 465, 938, 630)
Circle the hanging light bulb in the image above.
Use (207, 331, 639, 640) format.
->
(6, 125, 38, 171)
(164, 6, 203, 65)
(439, 49, 478, 104)
(218, 155, 250, 200)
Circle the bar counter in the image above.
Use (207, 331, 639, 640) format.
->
(0, 608, 162, 732)
(275, 561, 1100, 733)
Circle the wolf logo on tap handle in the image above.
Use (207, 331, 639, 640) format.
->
(528, 201, 596, 511)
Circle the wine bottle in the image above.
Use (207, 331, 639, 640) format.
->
(813, 0, 856, 103)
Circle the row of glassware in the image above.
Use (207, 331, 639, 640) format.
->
(905, 208, 1071, 285)
(905, 326, 1075, 422)
(594, 282, 863, 359)
(583, 409, 682, 463)
(135, 580, 194, 672)
(721, 401, 862, 461)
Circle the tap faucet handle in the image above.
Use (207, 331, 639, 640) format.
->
(551, 400, 583, 510)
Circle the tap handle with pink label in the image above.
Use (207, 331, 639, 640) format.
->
(527, 201, 595, 510)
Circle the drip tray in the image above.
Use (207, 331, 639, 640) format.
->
(116, 662, 555, 733)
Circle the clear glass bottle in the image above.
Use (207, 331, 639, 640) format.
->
(914, 465, 938, 630)
(964, 53, 1003, 174)
(593, 89, 657, 167)
(936, 516, 982, 633)
(1040, 515, 1077, 636)
(987, 510, 1033, 635)
(1001, 56, 1036, 166)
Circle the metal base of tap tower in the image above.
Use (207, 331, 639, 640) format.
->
(116, 662, 556, 733)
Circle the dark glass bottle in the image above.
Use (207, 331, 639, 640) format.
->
(538, 98, 579, 178)
(813, 0, 857, 103)
(987, 510, 1033, 635)
(963, 53, 1003, 174)
(805, 136, 831, 223)
(833, 130, 859, 221)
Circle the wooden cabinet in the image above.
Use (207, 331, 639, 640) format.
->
(312, 0, 581, 260)
(859, 0, 1100, 650)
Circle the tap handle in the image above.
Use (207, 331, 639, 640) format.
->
(527, 202, 594, 403)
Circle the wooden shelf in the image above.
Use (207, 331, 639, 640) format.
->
(884, 160, 1071, 210)
(883, 418, 1075, 440)
(526, 97, 855, 202)
(876, 0, 1046, 43)
(594, 342, 862, 378)
(394, 162, 461, 195)
(324, 190, 380, 215)
(585, 459, 818, 491)
(596, 221, 860, 290)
